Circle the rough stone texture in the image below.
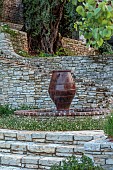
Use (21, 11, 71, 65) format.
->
(2, 0, 23, 24)
(0, 129, 106, 169)
(0, 32, 113, 109)
(10, 29, 28, 52)
(62, 37, 99, 56)
(84, 138, 113, 170)
(0, 129, 112, 169)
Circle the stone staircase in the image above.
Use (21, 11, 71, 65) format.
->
(0, 129, 104, 170)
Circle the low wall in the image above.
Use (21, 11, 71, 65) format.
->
(85, 137, 113, 170)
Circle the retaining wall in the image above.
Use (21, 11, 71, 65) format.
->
(2, 0, 23, 24)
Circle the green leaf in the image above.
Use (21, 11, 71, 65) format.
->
(74, 23, 78, 30)
(107, 5, 113, 12)
(106, 11, 112, 18)
(97, 38, 103, 47)
(94, 8, 101, 16)
(72, 0, 78, 5)
(84, 32, 92, 39)
(92, 28, 98, 39)
(87, 12, 93, 19)
(103, 29, 112, 38)
(87, 0, 95, 5)
(76, 6, 85, 17)
(102, 20, 108, 25)
(107, 26, 113, 30)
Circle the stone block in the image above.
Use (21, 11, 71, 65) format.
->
(106, 158, 113, 164)
(39, 157, 64, 166)
(56, 146, 73, 153)
(84, 142, 101, 151)
(17, 134, 32, 141)
(1, 154, 23, 166)
(27, 144, 55, 154)
(46, 134, 73, 142)
(22, 155, 41, 164)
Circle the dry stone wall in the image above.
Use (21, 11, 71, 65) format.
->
(61, 37, 99, 56)
(84, 137, 113, 170)
(0, 54, 113, 109)
(2, 0, 23, 24)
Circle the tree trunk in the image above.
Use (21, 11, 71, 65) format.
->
(27, 0, 66, 54)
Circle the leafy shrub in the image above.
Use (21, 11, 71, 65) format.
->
(0, 105, 14, 116)
(99, 41, 113, 54)
(104, 113, 113, 138)
(50, 155, 104, 170)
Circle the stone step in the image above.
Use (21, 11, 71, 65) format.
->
(0, 140, 84, 157)
(0, 166, 23, 170)
(0, 153, 65, 169)
(0, 129, 104, 145)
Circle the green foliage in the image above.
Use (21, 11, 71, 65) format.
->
(0, 105, 14, 116)
(60, 0, 80, 38)
(38, 51, 53, 57)
(104, 113, 113, 138)
(22, 0, 80, 54)
(50, 155, 104, 170)
(18, 50, 33, 58)
(0, 116, 104, 131)
(99, 41, 113, 54)
(0, 24, 17, 37)
(74, 0, 113, 48)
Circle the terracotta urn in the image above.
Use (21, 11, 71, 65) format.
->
(48, 70, 76, 111)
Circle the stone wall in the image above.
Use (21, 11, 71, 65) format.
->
(2, 0, 23, 24)
(10, 29, 28, 52)
(62, 37, 99, 56)
(0, 129, 107, 169)
(84, 137, 113, 170)
(0, 54, 113, 109)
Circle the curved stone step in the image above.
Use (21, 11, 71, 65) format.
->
(0, 153, 65, 169)
(0, 140, 84, 157)
(0, 166, 23, 170)
(0, 129, 104, 144)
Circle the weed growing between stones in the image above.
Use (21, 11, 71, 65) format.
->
(50, 155, 104, 170)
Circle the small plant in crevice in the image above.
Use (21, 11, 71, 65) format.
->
(0, 24, 17, 37)
(38, 51, 54, 57)
(18, 50, 33, 58)
(50, 155, 104, 170)
(54, 47, 66, 56)
(0, 104, 14, 116)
